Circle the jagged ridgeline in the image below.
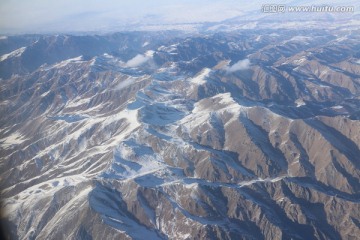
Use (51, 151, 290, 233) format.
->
(1, 29, 360, 239)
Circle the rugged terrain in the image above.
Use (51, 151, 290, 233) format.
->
(1, 28, 360, 239)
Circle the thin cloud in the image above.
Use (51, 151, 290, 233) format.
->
(224, 59, 251, 73)
(115, 77, 135, 90)
(125, 54, 151, 68)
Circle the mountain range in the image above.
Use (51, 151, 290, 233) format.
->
(0, 23, 360, 239)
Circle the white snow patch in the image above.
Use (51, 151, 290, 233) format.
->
(293, 57, 307, 65)
(0, 100, 10, 106)
(289, 36, 311, 42)
(144, 50, 155, 57)
(95, 109, 141, 151)
(295, 99, 306, 107)
(0, 36, 8, 40)
(53, 56, 83, 68)
(0, 47, 26, 61)
(1, 175, 89, 219)
(0, 132, 27, 149)
(66, 97, 91, 108)
(142, 41, 149, 47)
(181, 92, 247, 131)
(332, 105, 343, 109)
(31, 107, 140, 161)
(157, 43, 179, 53)
(335, 36, 348, 42)
(269, 33, 280, 37)
(316, 83, 331, 88)
(40, 90, 51, 97)
(191, 92, 244, 114)
(319, 69, 329, 76)
(189, 68, 211, 85)
(103, 53, 114, 58)
(238, 175, 286, 187)
(217, 92, 236, 105)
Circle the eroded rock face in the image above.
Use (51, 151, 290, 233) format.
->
(1, 29, 360, 240)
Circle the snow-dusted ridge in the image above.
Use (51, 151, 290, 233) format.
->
(0, 47, 26, 61)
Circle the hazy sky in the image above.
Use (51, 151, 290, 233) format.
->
(0, 0, 249, 33)
(0, 0, 357, 34)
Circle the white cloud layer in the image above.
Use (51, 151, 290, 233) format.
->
(125, 54, 151, 68)
(224, 59, 251, 73)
